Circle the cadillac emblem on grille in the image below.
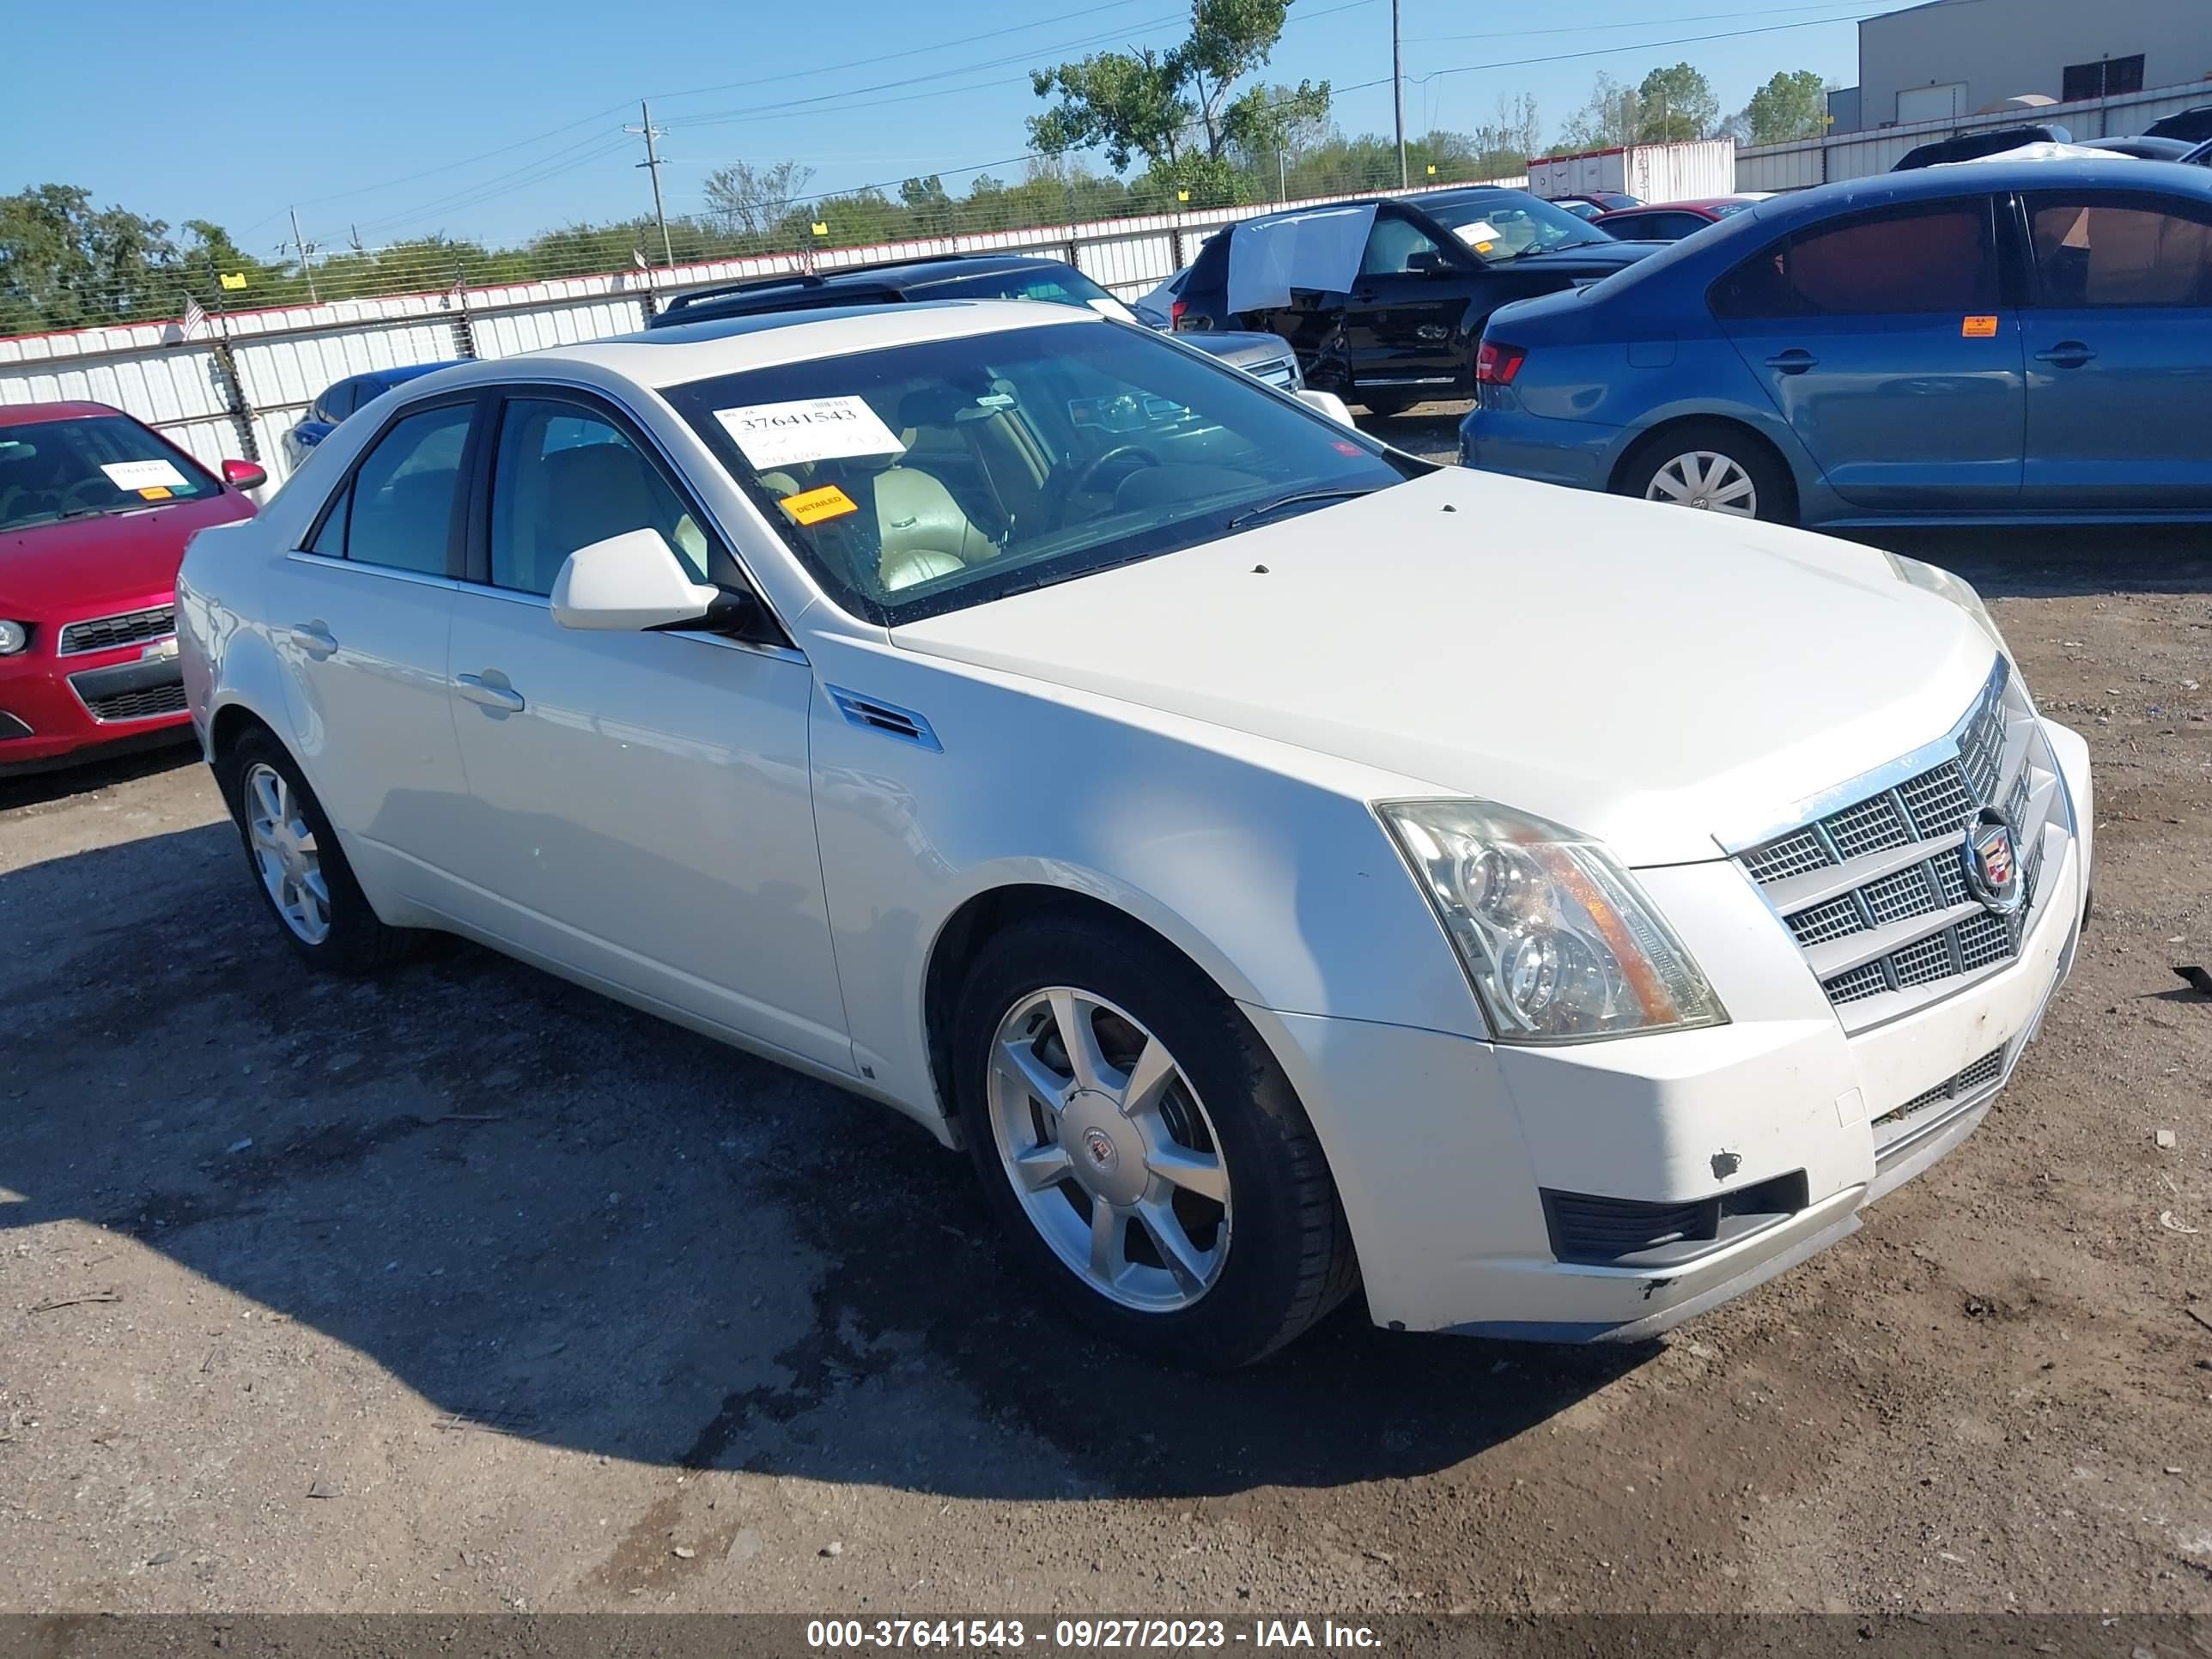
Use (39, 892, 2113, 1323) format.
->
(1962, 807, 2024, 915)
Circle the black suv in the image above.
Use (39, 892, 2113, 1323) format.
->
(1170, 192, 1659, 414)
(649, 253, 1304, 390)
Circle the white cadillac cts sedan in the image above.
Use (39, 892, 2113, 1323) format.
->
(178, 301, 2092, 1369)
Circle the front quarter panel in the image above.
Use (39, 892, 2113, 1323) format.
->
(804, 638, 1486, 1123)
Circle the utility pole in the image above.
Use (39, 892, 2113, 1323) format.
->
(1391, 0, 1407, 187)
(627, 100, 676, 271)
(286, 207, 319, 303)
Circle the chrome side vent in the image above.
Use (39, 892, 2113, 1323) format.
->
(827, 686, 942, 752)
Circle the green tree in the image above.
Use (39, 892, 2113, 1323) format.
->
(1029, 0, 1328, 176)
(1468, 94, 1542, 174)
(0, 184, 179, 331)
(1635, 62, 1719, 142)
(1741, 70, 1831, 144)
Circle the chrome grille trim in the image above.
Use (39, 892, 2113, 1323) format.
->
(58, 605, 176, 657)
(1734, 656, 2071, 1026)
(1250, 356, 1299, 390)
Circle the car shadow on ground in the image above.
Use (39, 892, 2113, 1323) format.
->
(0, 822, 1650, 1504)
(0, 737, 200, 809)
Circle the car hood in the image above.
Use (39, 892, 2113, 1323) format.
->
(1187, 331, 1297, 365)
(0, 491, 255, 620)
(891, 468, 1999, 867)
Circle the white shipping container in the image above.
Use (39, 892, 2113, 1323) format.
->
(1527, 139, 1737, 204)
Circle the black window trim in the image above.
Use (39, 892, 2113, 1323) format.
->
(296, 388, 488, 580)
(2012, 185, 2212, 309)
(1707, 191, 2005, 320)
(458, 377, 795, 651)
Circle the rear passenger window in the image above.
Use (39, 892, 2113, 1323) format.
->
(1711, 202, 1998, 319)
(315, 404, 471, 576)
(487, 399, 714, 596)
(2025, 195, 2212, 307)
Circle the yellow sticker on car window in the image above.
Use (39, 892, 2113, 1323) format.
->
(780, 483, 860, 526)
(137, 485, 174, 501)
(1962, 314, 1998, 337)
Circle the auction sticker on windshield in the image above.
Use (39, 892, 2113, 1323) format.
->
(99, 459, 189, 492)
(714, 396, 903, 471)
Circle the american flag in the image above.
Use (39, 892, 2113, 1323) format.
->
(180, 295, 207, 339)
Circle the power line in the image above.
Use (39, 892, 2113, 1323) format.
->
(646, 0, 1166, 103)
(1403, 0, 1875, 46)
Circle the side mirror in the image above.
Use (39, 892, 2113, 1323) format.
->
(222, 459, 268, 491)
(551, 528, 724, 631)
(1295, 388, 1357, 427)
(1407, 249, 1454, 275)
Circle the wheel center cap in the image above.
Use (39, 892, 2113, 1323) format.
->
(1060, 1090, 1146, 1205)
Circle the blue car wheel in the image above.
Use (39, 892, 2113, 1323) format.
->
(1613, 420, 1795, 526)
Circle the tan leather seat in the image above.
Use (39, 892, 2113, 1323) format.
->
(872, 466, 991, 592)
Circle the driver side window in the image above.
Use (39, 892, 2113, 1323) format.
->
(486, 399, 714, 597)
(1359, 213, 1445, 277)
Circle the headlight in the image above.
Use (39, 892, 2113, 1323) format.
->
(0, 620, 27, 655)
(1378, 799, 1727, 1043)
(1887, 553, 2007, 656)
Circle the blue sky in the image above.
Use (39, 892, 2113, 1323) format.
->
(3, 0, 1873, 252)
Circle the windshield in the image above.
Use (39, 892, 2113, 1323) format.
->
(927, 265, 1124, 313)
(0, 415, 219, 533)
(1424, 192, 1609, 256)
(665, 319, 1419, 624)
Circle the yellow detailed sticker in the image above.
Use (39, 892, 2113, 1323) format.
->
(780, 483, 860, 526)
(1962, 314, 1998, 337)
(1473, 241, 1495, 254)
(137, 485, 174, 501)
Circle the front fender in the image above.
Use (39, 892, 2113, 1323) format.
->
(805, 646, 1485, 1126)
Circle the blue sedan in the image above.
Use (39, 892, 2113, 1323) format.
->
(1459, 160, 2212, 525)
(282, 362, 465, 475)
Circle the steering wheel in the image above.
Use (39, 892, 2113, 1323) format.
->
(53, 476, 113, 514)
(1068, 443, 1162, 500)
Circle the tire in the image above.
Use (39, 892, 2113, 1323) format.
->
(216, 728, 416, 975)
(1614, 419, 1795, 525)
(952, 909, 1358, 1370)
(1356, 389, 1420, 417)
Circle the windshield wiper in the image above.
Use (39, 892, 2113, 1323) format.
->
(1224, 487, 1376, 532)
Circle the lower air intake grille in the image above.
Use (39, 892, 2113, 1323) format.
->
(1875, 1046, 2006, 1128)
(82, 682, 187, 723)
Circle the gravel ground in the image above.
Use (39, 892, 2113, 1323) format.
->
(3, 416, 2209, 1614)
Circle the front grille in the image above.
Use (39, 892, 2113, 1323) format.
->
(82, 681, 187, 723)
(1875, 1046, 2006, 1128)
(1249, 356, 1298, 389)
(1736, 657, 2069, 1026)
(59, 605, 174, 656)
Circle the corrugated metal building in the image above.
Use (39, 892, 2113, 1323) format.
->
(1836, 0, 2211, 131)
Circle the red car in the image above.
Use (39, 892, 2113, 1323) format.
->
(1590, 195, 1771, 241)
(0, 402, 261, 775)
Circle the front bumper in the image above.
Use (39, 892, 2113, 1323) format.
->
(0, 622, 191, 775)
(1247, 715, 2092, 1342)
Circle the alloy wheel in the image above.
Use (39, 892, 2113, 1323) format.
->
(243, 761, 331, 945)
(1644, 450, 1759, 516)
(984, 987, 1231, 1312)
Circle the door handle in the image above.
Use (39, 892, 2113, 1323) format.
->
(2034, 342, 2096, 368)
(289, 622, 337, 658)
(1765, 349, 1819, 374)
(455, 672, 525, 714)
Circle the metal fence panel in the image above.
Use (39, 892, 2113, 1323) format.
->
(0, 174, 1530, 490)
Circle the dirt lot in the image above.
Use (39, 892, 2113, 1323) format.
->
(3, 418, 2210, 1615)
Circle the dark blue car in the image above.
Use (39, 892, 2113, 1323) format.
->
(1460, 160, 2212, 526)
(283, 362, 465, 475)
